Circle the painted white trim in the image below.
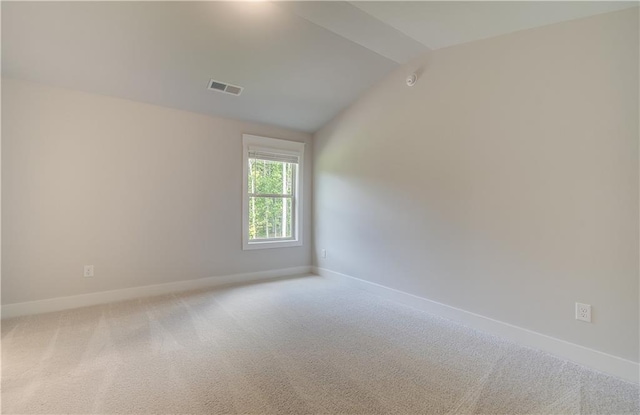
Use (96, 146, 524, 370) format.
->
(1, 266, 312, 319)
(313, 266, 640, 384)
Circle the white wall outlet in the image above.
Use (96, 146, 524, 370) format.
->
(575, 302, 591, 322)
(84, 265, 94, 278)
(321, 249, 327, 259)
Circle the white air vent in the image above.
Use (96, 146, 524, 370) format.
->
(207, 79, 243, 96)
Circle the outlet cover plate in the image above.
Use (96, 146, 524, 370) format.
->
(84, 265, 94, 278)
(575, 302, 591, 322)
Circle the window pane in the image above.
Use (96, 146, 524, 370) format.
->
(249, 196, 293, 240)
(248, 159, 295, 195)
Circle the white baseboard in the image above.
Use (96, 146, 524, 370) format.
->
(313, 266, 639, 384)
(2, 266, 312, 319)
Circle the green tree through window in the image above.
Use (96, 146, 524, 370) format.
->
(248, 158, 296, 240)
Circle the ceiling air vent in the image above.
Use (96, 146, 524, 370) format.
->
(207, 79, 243, 96)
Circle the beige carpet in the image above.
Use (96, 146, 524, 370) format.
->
(2, 275, 638, 414)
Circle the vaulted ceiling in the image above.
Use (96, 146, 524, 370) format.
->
(3, 1, 636, 132)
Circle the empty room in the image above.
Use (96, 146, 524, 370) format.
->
(1, 1, 639, 414)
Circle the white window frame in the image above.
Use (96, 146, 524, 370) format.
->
(242, 134, 304, 250)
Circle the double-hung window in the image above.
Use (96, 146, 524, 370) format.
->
(242, 134, 304, 250)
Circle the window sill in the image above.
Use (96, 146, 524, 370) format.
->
(243, 239, 302, 250)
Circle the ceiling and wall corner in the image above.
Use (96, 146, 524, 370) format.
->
(3, 1, 637, 133)
(275, 1, 430, 64)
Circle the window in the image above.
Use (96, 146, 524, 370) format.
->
(242, 135, 304, 250)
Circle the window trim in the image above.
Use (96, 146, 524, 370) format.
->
(242, 134, 304, 250)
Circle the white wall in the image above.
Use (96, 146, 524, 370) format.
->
(313, 9, 639, 362)
(2, 78, 311, 305)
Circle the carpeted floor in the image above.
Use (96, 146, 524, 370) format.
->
(2, 275, 638, 414)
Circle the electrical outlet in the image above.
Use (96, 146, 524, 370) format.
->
(84, 265, 94, 278)
(321, 249, 327, 259)
(575, 302, 591, 323)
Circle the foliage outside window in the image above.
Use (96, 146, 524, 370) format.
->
(248, 159, 295, 240)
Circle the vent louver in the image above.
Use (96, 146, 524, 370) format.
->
(207, 79, 243, 96)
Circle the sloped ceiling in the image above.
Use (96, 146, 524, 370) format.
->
(3, 1, 636, 133)
(350, 1, 637, 50)
(2, 1, 398, 132)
